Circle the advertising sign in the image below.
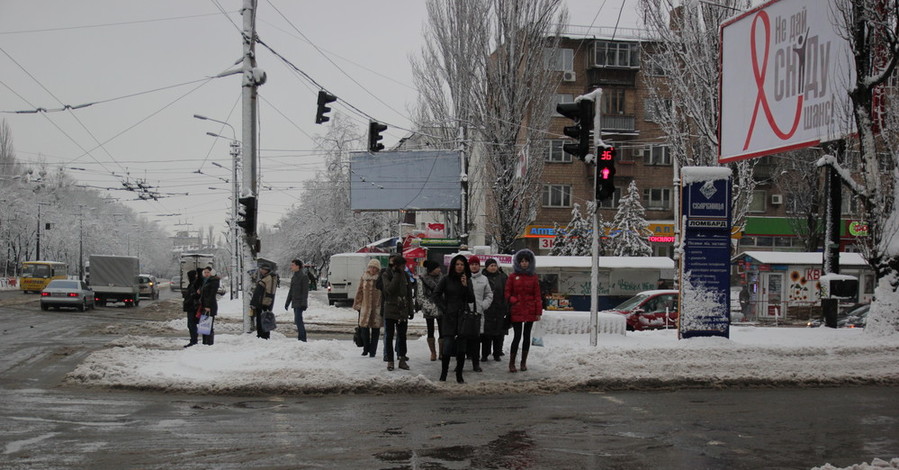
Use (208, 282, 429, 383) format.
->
(350, 150, 462, 211)
(719, 0, 854, 162)
(680, 167, 732, 339)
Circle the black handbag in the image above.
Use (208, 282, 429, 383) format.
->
(260, 310, 277, 332)
(459, 305, 481, 337)
(353, 327, 364, 347)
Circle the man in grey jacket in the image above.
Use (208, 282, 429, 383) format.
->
(285, 259, 310, 341)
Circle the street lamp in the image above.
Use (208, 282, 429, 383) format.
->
(194, 114, 241, 301)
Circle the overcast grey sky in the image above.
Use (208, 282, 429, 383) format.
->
(0, 0, 645, 236)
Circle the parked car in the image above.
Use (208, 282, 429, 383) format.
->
(806, 303, 869, 328)
(839, 303, 869, 328)
(138, 274, 159, 300)
(601, 290, 679, 331)
(40, 279, 95, 311)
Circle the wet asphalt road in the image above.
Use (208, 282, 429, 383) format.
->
(1, 290, 897, 469)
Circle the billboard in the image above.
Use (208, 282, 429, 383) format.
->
(719, 0, 855, 163)
(350, 150, 462, 211)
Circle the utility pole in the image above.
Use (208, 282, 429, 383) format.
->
(241, 0, 265, 333)
(582, 87, 604, 347)
(35, 202, 50, 260)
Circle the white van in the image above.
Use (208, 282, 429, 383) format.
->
(327, 253, 390, 306)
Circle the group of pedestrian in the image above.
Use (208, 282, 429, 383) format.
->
(181, 266, 221, 347)
(351, 248, 543, 384)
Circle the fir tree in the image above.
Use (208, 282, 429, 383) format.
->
(608, 181, 652, 257)
(550, 202, 602, 256)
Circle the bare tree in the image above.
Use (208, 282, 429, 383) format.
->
(640, 0, 757, 229)
(0, 119, 19, 178)
(773, 151, 825, 252)
(412, 0, 567, 253)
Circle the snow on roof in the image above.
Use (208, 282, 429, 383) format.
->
(681, 166, 732, 184)
(736, 251, 869, 267)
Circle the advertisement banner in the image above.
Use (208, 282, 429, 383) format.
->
(719, 0, 854, 162)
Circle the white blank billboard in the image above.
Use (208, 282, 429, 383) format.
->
(350, 150, 462, 211)
(719, 0, 855, 163)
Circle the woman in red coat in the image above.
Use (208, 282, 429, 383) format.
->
(504, 249, 542, 372)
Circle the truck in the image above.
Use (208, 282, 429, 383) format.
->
(88, 255, 141, 307)
(179, 253, 216, 291)
(326, 252, 390, 306)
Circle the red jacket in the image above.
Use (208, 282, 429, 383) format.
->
(505, 272, 542, 322)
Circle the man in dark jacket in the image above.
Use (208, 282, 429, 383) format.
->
(199, 267, 221, 345)
(182, 268, 203, 348)
(382, 255, 412, 371)
(285, 259, 310, 342)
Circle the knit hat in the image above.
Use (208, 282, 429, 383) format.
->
(468, 255, 481, 265)
(367, 259, 381, 270)
(423, 260, 440, 272)
(484, 258, 498, 268)
(258, 263, 271, 271)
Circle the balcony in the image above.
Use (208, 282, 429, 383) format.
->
(601, 114, 636, 133)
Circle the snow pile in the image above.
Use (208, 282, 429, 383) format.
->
(812, 457, 899, 470)
(64, 290, 899, 396)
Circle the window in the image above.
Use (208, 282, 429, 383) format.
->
(749, 190, 767, 213)
(643, 145, 672, 166)
(545, 140, 571, 163)
(841, 189, 859, 215)
(643, 188, 672, 210)
(644, 98, 671, 122)
(543, 184, 572, 208)
(602, 89, 626, 115)
(552, 94, 574, 115)
(545, 48, 574, 71)
(592, 41, 640, 68)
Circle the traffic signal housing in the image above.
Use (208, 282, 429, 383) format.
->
(595, 145, 616, 201)
(369, 120, 387, 152)
(237, 196, 257, 237)
(315, 90, 337, 124)
(556, 99, 594, 160)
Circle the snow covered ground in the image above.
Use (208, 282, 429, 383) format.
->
(65, 286, 899, 396)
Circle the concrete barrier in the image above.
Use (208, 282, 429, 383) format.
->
(539, 310, 626, 336)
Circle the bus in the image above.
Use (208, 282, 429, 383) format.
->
(20, 261, 68, 293)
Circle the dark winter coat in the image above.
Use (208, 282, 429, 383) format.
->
(286, 269, 309, 310)
(251, 272, 277, 311)
(432, 254, 476, 338)
(505, 249, 542, 323)
(482, 269, 509, 336)
(199, 275, 220, 316)
(382, 266, 413, 321)
(182, 269, 202, 314)
(418, 271, 442, 318)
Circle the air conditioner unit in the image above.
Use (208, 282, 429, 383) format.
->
(632, 148, 644, 158)
(771, 194, 783, 205)
(562, 70, 576, 82)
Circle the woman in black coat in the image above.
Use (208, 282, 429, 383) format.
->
(198, 267, 220, 345)
(480, 258, 509, 362)
(431, 254, 475, 383)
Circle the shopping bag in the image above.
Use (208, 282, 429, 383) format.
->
(530, 319, 545, 347)
(197, 314, 214, 335)
(260, 310, 277, 333)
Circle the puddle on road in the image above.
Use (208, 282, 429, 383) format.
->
(374, 430, 536, 469)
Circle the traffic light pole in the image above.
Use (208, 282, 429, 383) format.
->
(580, 88, 604, 347)
(241, 0, 263, 334)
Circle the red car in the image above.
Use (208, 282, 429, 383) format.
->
(602, 290, 679, 331)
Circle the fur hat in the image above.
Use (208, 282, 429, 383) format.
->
(484, 258, 498, 268)
(423, 260, 441, 272)
(258, 263, 271, 271)
(467, 255, 481, 265)
(367, 259, 381, 270)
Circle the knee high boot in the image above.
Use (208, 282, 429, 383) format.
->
(520, 348, 529, 371)
(455, 355, 465, 383)
(427, 337, 437, 361)
(438, 338, 445, 360)
(509, 351, 518, 373)
(439, 355, 449, 381)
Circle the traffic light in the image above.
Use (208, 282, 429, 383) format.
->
(237, 196, 257, 236)
(595, 145, 617, 201)
(369, 120, 387, 152)
(556, 98, 594, 160)
(315, 90, 337, 124)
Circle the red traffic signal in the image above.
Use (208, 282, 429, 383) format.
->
(595, 145, 616, 201)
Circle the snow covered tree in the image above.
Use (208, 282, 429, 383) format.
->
(550, 202, 596, 256)
(607, 181, 652, 257)
(639, 0, 757, 229)
(412, 0, 567, 253)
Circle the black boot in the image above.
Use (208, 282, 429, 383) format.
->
(455, 356, 465, 383)
(439, 356, 449, 382)
(472, 356, 482, 372)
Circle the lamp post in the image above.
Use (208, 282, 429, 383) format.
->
(35, 202, 51, 260)
(194, 114, 241, 301)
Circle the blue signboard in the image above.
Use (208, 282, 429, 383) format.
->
(680, 168, 732, 339)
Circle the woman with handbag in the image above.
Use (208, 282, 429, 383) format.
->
(417, 260, 443, 361)
(352, 259, 383, 358)
(431, 254, 475, 383)
(198, 267, 221, 346)
(504, 249, 542, 372)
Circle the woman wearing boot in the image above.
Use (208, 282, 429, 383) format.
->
(504, 249, 542, 372)
(353, 259, 383, 358)
(481, 258, 509, 362)
(431, 254, 475, 383)
(417, 260, 443, 362)
(467, 256, 493, 373)
(382, 256, 413, 371)
(198, 266, 221, 345)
